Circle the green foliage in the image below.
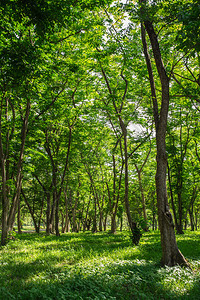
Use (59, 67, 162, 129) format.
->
(0, 231, 200, 299)
(176, 0, 200, 53)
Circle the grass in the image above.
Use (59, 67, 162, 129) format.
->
(0, 230, 200, 299)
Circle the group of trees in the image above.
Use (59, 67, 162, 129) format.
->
(0, 0, 200, 267)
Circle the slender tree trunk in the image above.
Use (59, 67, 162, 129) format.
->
(22, 189, 39, 233)
(189, 209, 194, 231)
(194, 212, 198, 230)
(101, 63, 140, 243)
(63, 188, 70, 233)
(49, 192, 56, 233)
(55, 193, 60, 236)
(120, 216, 123, 231)
(83, 197, 91, 232)
(34, 174, 52, 235)
(46, 193, 51, 235)
(1, 99, 30, 245)
(17, 199, 22, 234)
(1, 174, 9, 245)
(141, 19, 189, 267)
(103, 214, 107, 231)
(177, 183, 184, 234)
(167, 164, 179, 232)
(188, 186, 198, 231)
(50, 197, 56, 234)
(38, 196, 44, 233)
(7, 100, 30, 231)
(111, 214, 117, 234)
(55, 127, 72, 236)
(120, 120, 141, 244)
(135, 165, 148, 231)
(92, 196, 97, 233)
(61, 211, 65, 233)
(99, 211, 103, 232)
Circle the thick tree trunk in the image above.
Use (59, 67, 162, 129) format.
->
(141, 20, 190, 267)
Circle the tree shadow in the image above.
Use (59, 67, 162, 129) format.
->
(0, 231, 199, 299)
(1, 259, 199, 299)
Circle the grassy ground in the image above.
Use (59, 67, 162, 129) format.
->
(0, 230, 200, 300)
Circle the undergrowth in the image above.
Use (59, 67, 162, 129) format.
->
(0, 230, 200, 299)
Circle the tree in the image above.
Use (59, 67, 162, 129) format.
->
(138, 0, 190, 266)
(0, 0, 113, 245)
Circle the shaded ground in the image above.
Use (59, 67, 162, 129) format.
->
(0, 231, 200, 299)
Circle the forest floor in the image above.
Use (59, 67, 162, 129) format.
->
(0, 230, 200, 299)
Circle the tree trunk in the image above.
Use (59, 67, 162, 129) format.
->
(92, 196, 97, 233)
(63, 188, 70, 233)
(120, 120, 141, 244)
(83, 197, 91, 232)
(167, 164, 179, 232)
(194, 212, 198, 230)
(141, 19, 189, 267)
(135, 165, 148, 231)
(100, 64, 140, 242)
(46, 193, 51, 235)
(177, 190, 184, 234)
(22, 189, 39, 233)
(110, 214, 117, 234)
(99, 211, 103, 232)
(0, 100, 30, 245)
(189, 209, 194, 231)
(103, 214, 107, 231)
(120, 216, 123, 231)
(55, 193, 60, 236)
(17, 199, 22, 234)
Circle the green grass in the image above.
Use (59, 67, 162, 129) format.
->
(0, 231, 200, 299)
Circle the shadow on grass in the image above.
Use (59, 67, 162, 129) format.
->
(1, 259, 199, 300)
(0, 231, 200, 299)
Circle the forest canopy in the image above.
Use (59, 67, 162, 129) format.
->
(0, 0, 200, 268)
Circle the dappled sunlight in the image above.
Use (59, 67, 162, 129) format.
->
(1, 231, 200, 299)
(0, 232, 200, 300)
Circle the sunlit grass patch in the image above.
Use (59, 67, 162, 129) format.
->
(0, 230, 200, 299)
